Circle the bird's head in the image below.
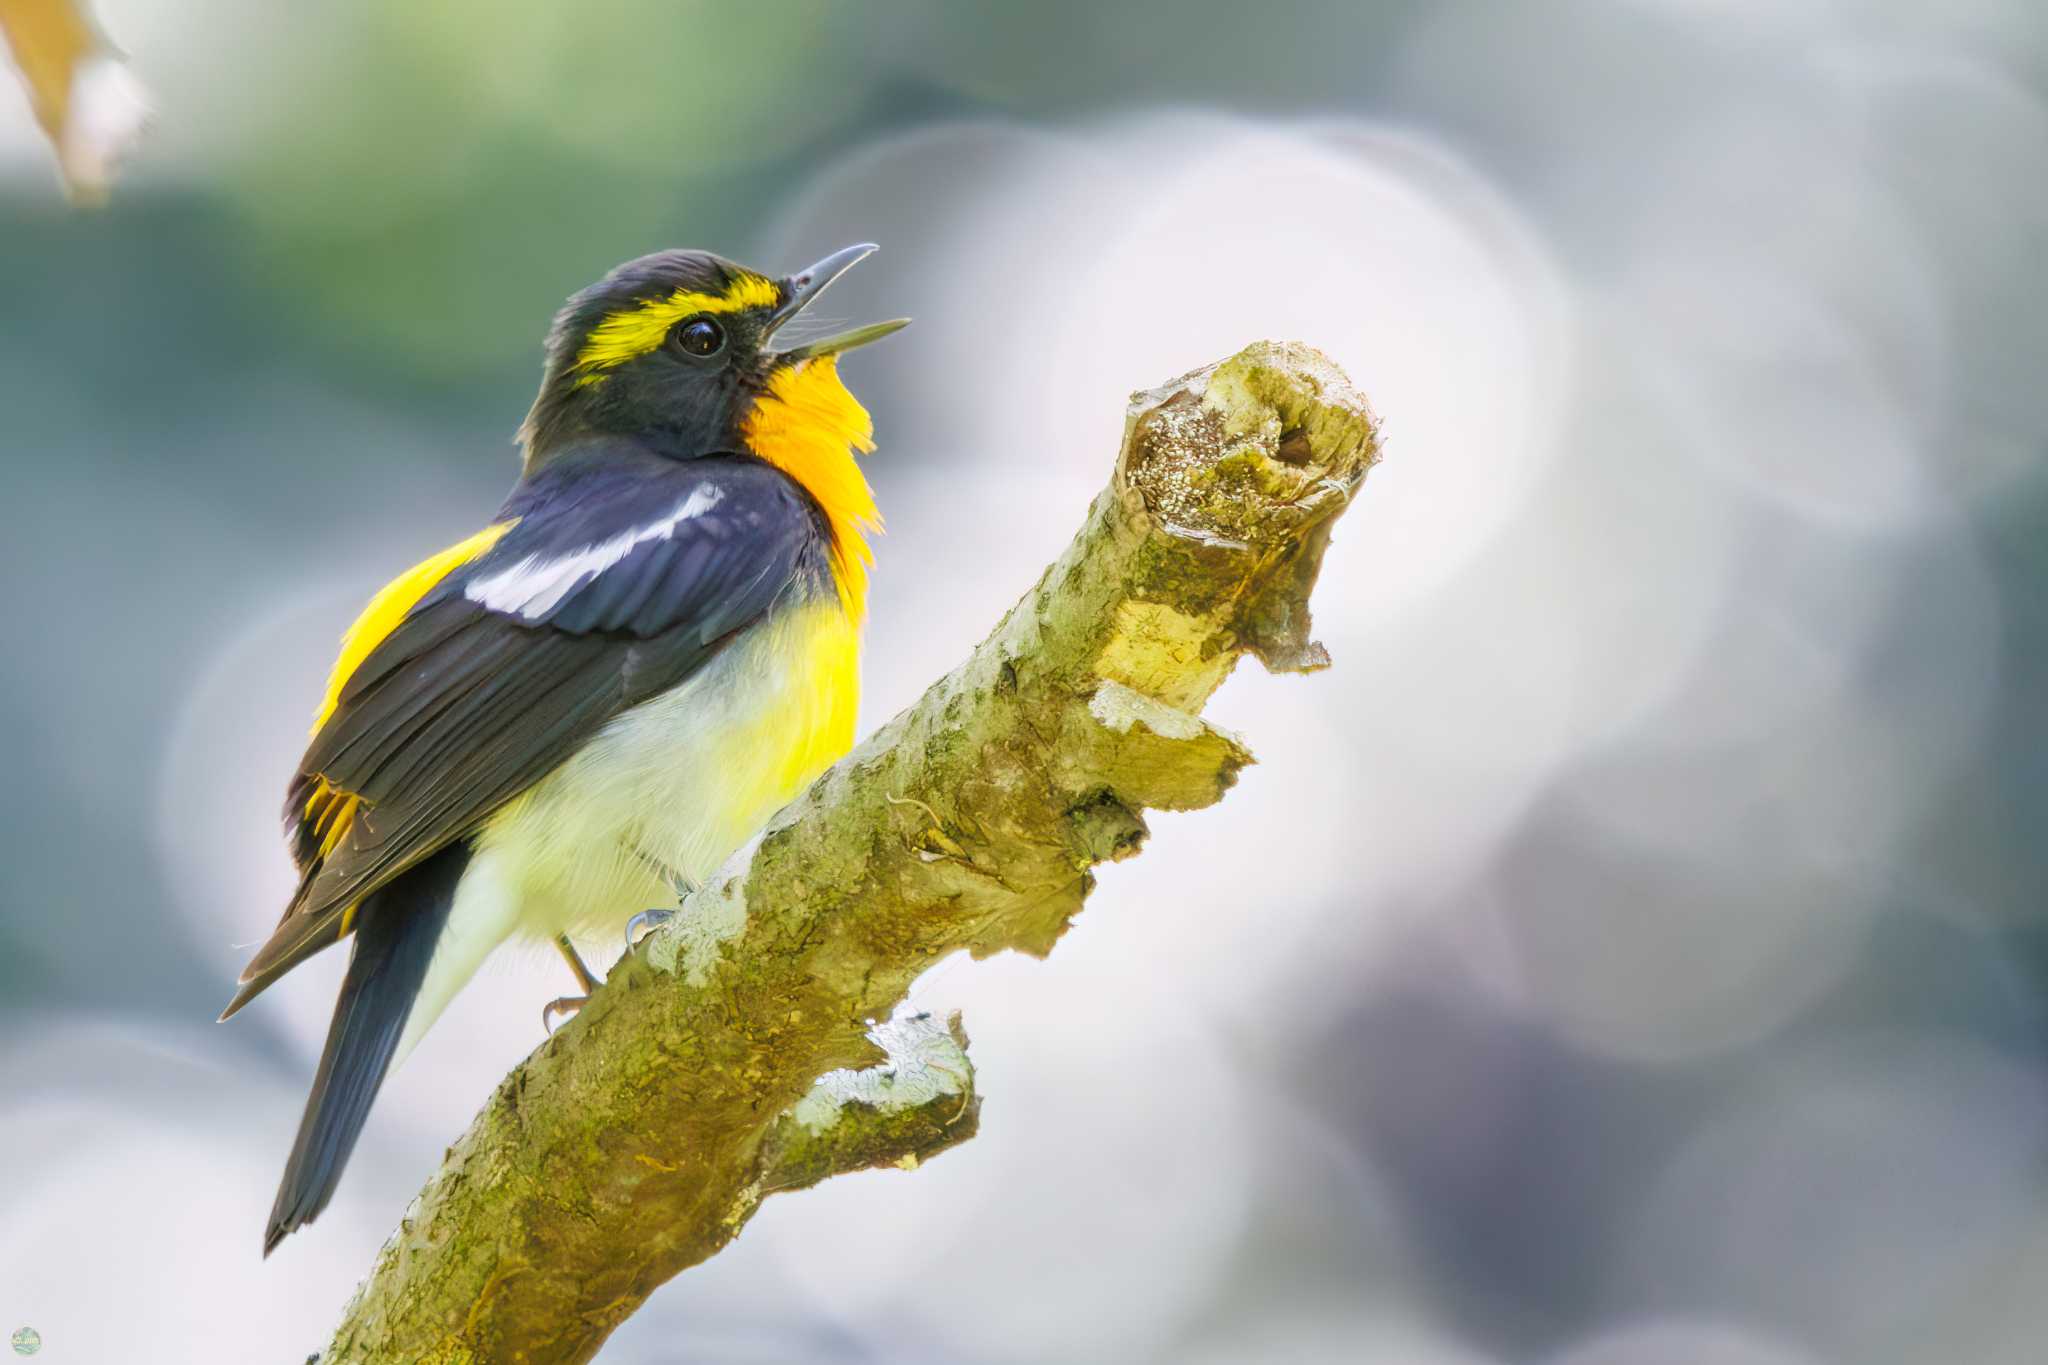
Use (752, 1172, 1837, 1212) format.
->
(517, 245, 906, 613)
(518, 243, 907, 473)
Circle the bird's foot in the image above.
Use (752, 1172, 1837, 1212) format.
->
(626, 907, 675, 948)
(541, 995, 586, 1034)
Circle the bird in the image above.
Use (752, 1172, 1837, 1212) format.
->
(219, 243, 907, 1256)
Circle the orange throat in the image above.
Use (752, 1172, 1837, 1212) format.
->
(740, 355, 881, 619)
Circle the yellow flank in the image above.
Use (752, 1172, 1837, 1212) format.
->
(311, 520, 517, 734)
(468, 597, 862, 951)
(740, 355, 882, 620)
(766, 600, 863, 797)
(572, 274, 782, 385)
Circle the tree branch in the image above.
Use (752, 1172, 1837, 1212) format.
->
(321, 340, 1381, 1363)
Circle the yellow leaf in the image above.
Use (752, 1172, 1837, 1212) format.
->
(0, 0, 148, 204)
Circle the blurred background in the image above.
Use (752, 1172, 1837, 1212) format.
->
(3, 1, 2046, 1361)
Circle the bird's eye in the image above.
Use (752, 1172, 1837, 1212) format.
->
(670, 316, 726, 358)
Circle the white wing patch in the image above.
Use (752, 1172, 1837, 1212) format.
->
(465, 484, 726, 620)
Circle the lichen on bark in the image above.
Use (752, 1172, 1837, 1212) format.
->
(320, 340, 1381, 1364)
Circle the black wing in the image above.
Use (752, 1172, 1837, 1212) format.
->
(226, 446, 827, 1013)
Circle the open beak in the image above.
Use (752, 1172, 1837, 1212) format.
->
(766, 243, 911, 360)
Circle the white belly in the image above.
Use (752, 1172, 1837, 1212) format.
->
(394, 601, 859, 1060)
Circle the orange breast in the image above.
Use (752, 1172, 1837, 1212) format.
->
(739, 355, 881, 620)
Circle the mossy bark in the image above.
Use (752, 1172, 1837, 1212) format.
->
(321, 340, 1381, 1363)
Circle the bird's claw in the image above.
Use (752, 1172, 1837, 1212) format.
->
(626, 907, 675, 948)
(541, 995, 587, 1034)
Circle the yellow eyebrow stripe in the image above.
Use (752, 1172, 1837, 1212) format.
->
(310, 519, 518, 734)
(572, 274, 781, 384)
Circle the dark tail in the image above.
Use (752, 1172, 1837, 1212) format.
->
(264, 841, 469, 1256)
